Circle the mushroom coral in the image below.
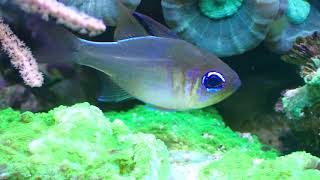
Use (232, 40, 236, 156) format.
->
(266, 0, 317, 54)
(161, 0, 281, 57)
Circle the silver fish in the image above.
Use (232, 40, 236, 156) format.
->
(32, 3, 241, 110)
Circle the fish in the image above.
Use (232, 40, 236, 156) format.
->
(31, 2, 241, 110)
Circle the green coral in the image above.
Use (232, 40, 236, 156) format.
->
(0, 103, 170, 179)
(199, 0, 243, 19)
(200, 151, 320, 179)
(287, 0, 310, 24)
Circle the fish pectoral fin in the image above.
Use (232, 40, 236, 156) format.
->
(97, 73, 133, 103)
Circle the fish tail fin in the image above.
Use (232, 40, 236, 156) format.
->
(28, 16, 80, 64)
(114, 1, 148, 41)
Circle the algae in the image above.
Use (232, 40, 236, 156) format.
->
(0, 103, 319, 179)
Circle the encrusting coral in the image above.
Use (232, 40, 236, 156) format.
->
(1, 102, 320, 179)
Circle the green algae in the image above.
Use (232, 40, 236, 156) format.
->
(0, 103, 319, 179)
(200, 151, 320, 180)
(0, 103, 170, 179)
(106, 106, 277, 158)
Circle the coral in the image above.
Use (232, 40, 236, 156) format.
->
(277, 32, 320, 119)
(59, 0, 142, 26)
(275, 32, 320, 156)
(200, 150, 320, 179)
(0, 17, 43, 87)
(287, 0, 310, 25)
(161, 0, 280, 57)
(0, 0, 107, 88)
(266, 0, 319, 54)
(0, 103, 170, 179)
(11, 0, 106, 36)
(198, 0, 243, 19)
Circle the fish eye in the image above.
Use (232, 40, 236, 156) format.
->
(202, 71, 226, 92)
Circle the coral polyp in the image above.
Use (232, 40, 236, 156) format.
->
(287, 0, 311, 25)
(198, 0, 243, 19)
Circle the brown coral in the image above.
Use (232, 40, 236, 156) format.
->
(282, 32, 320, 83)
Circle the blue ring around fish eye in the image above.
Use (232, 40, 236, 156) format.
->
(202, 71, 226, 92)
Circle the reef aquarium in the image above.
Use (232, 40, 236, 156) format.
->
(1, 0, 320, 179)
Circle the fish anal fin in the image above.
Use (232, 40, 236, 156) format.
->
(97, 73, 133, 103)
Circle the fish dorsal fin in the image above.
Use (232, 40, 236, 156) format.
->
(97, 72, 133, 103)
(114, 1, 148, 41)
(132, 12, 179, 39)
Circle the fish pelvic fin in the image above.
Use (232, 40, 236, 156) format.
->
(97, 72, 133, 102)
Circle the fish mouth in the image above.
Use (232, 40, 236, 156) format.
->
(223, 74, 241, 98)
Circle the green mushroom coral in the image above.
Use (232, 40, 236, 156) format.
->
(287, 0, 311, 24)
(199, 0, 243, 19)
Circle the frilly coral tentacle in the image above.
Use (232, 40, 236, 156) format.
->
(276, 32, 320, 119)
(161, 0, 281, 57)
(58, 0, 141, 26)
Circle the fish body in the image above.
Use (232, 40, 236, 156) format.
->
(29, 2, 241, 110)
(76, 36, 240, 110)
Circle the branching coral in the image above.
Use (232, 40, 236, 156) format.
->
(0, 17, 43, 87)
(0, 0, 106, 87)
(11, 0, 106, 36)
